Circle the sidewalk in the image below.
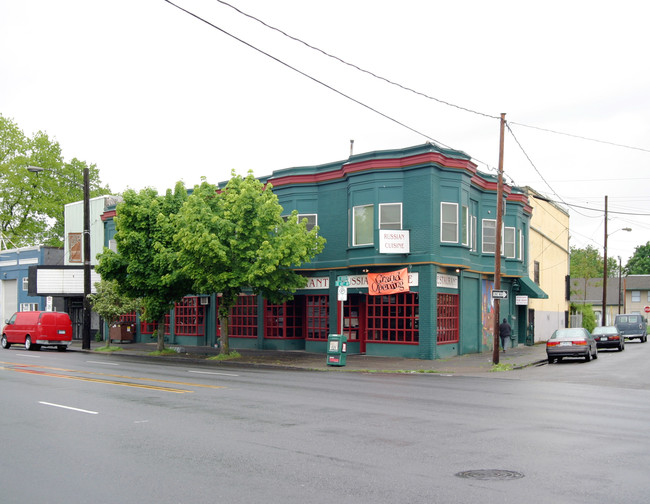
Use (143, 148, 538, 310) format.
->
(70, 340, 549, 374)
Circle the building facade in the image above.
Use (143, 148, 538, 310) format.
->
(0, 246, 64, 323)
(103, 143, 548, 359)
(524, 187, 570, 341)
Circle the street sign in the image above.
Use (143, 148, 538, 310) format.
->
(337, 286, 348, 301)
(335, 276, 350, 287)
(491, 289, 508, 299)
(645, 306, 650, 314)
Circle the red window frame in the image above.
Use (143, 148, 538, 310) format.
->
(140, 315, 170, 336)
(264, 298, 304, 339)
(174, 296, 205, 337)
(305, 295, 329, 341)
(230, 295, 258, 338)
(437, 293, 459, 344)
(366, 292, 419, 344)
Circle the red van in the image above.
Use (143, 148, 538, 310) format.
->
(1, 311, 73, 351)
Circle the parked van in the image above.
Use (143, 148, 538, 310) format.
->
(1, 311, 73, 351)
(614, 313, 648, 343)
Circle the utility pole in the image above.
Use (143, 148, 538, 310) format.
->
(493, 113, 506, 365)
(602, 195, 608, 327)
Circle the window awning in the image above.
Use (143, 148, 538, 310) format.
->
(515, 276, 548, 299)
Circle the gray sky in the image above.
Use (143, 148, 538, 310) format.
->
(1, 0, 648, 264)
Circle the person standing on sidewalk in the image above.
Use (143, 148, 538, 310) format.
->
(499, 318, 511, 352)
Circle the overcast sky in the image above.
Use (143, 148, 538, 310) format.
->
(1, 0, 648, 264)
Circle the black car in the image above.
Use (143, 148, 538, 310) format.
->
(591, 325, 624, 351)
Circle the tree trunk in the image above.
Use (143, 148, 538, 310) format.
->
(156, 316, 165, 352)
(219, 313, 229, 355)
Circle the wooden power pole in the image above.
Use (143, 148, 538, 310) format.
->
(493, 113, 506, 365)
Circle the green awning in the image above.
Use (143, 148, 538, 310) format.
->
(516, 276, 548, 299)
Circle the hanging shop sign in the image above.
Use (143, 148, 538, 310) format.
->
(379, 230, 410, 254)
(368, 268, 410, 296)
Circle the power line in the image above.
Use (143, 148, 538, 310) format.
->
(163, 0, 452, 149)
(213, 0, 499, 122)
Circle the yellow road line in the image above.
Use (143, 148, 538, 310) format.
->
(1, 361, 226, 393)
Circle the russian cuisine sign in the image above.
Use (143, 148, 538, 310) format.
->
(379, 230, 410, 254)
(368, 268, 410, 296)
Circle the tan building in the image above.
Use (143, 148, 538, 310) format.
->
(524, 187, 570, 341)
(622, 275, 650, 317)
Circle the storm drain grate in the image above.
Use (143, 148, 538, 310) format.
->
(455, 469, 524, 481)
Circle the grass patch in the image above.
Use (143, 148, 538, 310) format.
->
(95, 345, 123, 352)
(208, 351, 242, 361)
(148, 348, 179, 356)
(490, 362, 513, 372)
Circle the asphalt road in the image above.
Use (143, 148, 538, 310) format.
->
(1, 342, 649, 504)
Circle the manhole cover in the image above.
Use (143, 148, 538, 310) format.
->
(455, 469, 524, 481)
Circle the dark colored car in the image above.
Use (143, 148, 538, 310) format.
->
(591, 325, 624, 351)
(614, 314, 647, 343)
(546, 327, 597, 364)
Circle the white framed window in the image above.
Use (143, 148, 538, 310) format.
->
(441, 202, 458, 243)
(461, 206, 469, 246)
(20, 303, 39, 311)
(298, 213, 317, 232)
(352, 204, 374, 246)
(504, 227, 516, 258)
(470, 215, 477, 252)
(482, 219, 496, 254)
(379, 203, 402, 230)
(22, 277, 29, 291)
(518, 229, 523, 260)
(632, 291, 641, 302)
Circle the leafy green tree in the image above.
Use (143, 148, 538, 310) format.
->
(570, 245, 617, 278)
(88, 279, 142, 348)
(175, 172, 326, 354)
(571, 303, 597, 332)
(96, 183, 193, 351)
(0, 114, 111, 247)
(625, 242, 650, 275)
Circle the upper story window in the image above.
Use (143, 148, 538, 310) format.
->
(470, 215, 477, 252)
(22, 277, 29, 291)
(283, 213, 317, 232)
(461, 205, 469, 246)
(352, 204, 374, 246)
(379, 203, 402, 230)
(632, 291, 641, 302)
(482, 219, 496, 254)
(441, 202, 458, 243)
(297, 213, 317, 232)
(534, 261, 540, 284)
(504, 227, 516, 258)
(69, 232, 82, 263)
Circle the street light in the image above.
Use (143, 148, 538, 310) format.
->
(27, 165, 92, 349)
(601, 194, 631, 326)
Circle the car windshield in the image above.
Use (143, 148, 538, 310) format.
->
(592, 326, 617, 335)
(552, 328, 586, 340)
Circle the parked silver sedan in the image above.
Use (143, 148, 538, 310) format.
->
(591, 325, 625, 351)
(546, 327, 598, 364)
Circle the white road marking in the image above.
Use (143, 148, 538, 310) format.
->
(86, 360, 120, 366)
(134, 420, 149, 424)
(15, 353, 40, 358)
(188, 370, 239, 377)
(39, 401, 98, 415)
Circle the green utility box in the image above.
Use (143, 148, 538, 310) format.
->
(327, 334, 347, 366)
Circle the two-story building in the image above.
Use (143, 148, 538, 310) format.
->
(103, 142, 548, 360)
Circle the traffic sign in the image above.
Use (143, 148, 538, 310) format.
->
(491, 289, 508, 299)
(337, 286, 348, 301)
(645, 306, 650, 314)
(335, 276, 350, 287)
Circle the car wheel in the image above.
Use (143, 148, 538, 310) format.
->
(1, 335, 9, 349)
(24, 336, 32, 351)
(619, 342, 625, 351)
(593, 348, 598, 359)
(57, 346, 67, 352)
(547, 356, 554, 364)
(585, 350, 592, 362)
(643, 335, 648, 343)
